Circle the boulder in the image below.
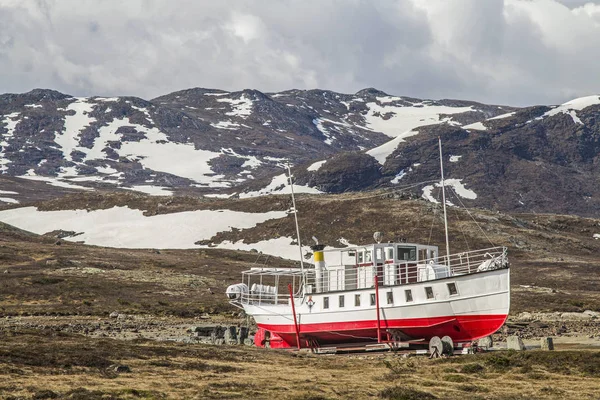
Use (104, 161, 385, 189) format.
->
(507, 335, 525, 351)
(224, 326, 237, 345)
(540, 337, 554, 351)
(238, 326, 249, 345)
(478, 336, 493, 349)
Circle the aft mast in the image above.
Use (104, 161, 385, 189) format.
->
(286, 165, 305, 274)
(438, 137, 451, 267)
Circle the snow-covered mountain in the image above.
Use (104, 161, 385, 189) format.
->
(0, 88, 508, 196)
(1, 87, 600, 216)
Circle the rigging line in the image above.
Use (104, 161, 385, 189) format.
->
(405, 202, 423, 238)
(447, 186, 495, 247)
(252, 214, 286, 267)
(448, 187, 471, 253)
(334, 179, 440, 202)
(427, 202, 438, 246)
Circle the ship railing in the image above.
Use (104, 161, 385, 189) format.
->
(238, 267, 315, 306)
(302, 246, 508, 293)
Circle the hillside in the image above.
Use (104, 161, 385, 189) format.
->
(1, 191, 600, 315)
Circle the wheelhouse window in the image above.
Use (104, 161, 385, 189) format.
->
(397, 246, 417, 261)
(323, 297, 329, 309)
(386, 292, 394, 305)
(370, 293, 376, 306)
(405, 289, 413, 302)
(355, 294, 361, 306)
(385, 247, 394, 260)
(339, 295, 345, 308)
(447, 282, 458, 296)
(425, 287, 434, 299)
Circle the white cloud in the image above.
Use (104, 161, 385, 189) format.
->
(0, 0, 599, 106)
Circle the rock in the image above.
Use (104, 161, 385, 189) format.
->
(224, 326, 237, 345)
(517, 312, 533, 321)
(244, 337, 254, 346)
(238, 326, 249, 344)
(116, 314, 128, 320)
(109, 311, 119, 319)
(560, 312, 593, 320)
(478, 336, 493, 349)
(110, 364, 131, 373)
(507, 335, 525, 351)
(540, 337, 554, 351)
(583, 310, 600, 319)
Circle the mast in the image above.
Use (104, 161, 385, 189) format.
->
(286, 165, 305, 273)
(438, 137, 450, 267)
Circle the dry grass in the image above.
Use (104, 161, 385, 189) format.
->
(2, 329, 600, 399)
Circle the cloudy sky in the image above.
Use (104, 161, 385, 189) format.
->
(1, 0, 599, 106)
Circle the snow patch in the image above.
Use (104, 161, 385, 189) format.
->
(364, 103, 473, 138)
(462, 121, 487, 131)
(24, 104, 42, 108)
(0, 112, 21, 172)
(0, 197, 18, 204)
(19, 169, 93, 191)
(240, 174, 322, 198)
(0, 206, 287, 249)
(217, 95, 253, 118)
(366, 130, 419, 165)
(211, 121, 241, 130)
(421, 178, 477, 204)
(449, 155, 462, 162)
(56, 98, 96, 162)
(543, 95, 600, 124)
(307, 160, 326, 172)
(390, 170, 406, 184)
(488, 111, 516, 120)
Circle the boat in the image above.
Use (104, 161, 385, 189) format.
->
(226, 139, 510, 350)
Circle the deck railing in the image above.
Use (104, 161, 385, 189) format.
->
(236, 247, 507, 305)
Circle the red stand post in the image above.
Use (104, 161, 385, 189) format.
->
(288, 283, 301, 350)
(375, 276, 381, 343)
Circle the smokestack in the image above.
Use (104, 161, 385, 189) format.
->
(311, 244, 325, 293)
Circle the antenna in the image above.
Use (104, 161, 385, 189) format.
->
(438, 137, 450, 267)
(286, 164, 304, 272)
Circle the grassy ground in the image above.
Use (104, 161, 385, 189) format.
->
(2, 192, 600, 398)
(2, 328, 600, 399)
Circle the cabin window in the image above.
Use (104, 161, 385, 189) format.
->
(365, 251, 372, 263)
(447, 282, 458, 296)
(339, 295, 345, 308)
(355, 294, 361, 306)
(385, 247, 394, 260)
(357, 251, 364, 264)
(405, 289, 413, 302)
(386, 292, 394, 305)
(376, 248, 383, 260)
(397, 246, 417, 261)
(323, 297, 329, 309)
(425, 287, 434, 299)
(370, 293, 376, 306)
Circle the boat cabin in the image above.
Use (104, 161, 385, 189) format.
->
(309, 242, 444, 294)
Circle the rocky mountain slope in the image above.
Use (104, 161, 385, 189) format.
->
(1, 87, 599, 215)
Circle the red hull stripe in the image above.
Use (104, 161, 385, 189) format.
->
(258, 314, 508, 345)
